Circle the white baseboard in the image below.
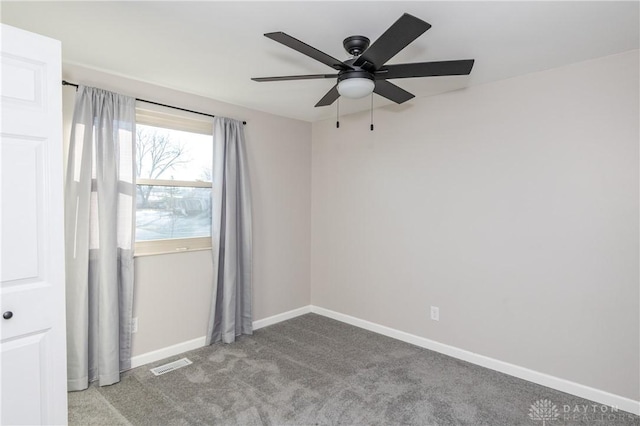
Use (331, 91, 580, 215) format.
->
(131, 336, 207, 369)
(130, 305, 311, 369)
(309, 305, 640, 416)
(253, 305, 312, 330)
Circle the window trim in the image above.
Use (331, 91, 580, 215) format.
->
(136, 104, 212, 135)
(134, 105, 214, 257)
(135, 237, 212, 257)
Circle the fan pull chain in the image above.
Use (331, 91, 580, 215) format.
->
(370, 94, 374, 131)
(336, 98, 340, 129)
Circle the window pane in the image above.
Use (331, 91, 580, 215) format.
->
(136, 124, 212, 182)
(136, 185, 211, 241)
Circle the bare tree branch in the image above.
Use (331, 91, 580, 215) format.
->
(136, 126, 189, 207)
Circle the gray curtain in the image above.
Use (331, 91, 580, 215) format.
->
(65, 86, 136, 391)
(206, 117, 253, 344)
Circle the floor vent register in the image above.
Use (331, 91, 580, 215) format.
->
(150, 357, 193, 376)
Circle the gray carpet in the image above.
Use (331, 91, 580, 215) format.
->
(69, 314, 639, 425)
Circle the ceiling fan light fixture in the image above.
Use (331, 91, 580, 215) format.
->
(253, 14, 475, 108)
(337, 75, 375, 99)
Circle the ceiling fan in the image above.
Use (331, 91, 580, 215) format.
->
(252, 13, 475, 107)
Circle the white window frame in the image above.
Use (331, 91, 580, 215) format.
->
(134, 104, 214, 257)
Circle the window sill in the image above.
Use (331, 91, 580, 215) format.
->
(134, 246, 212, 258)
(134, 237, 213, 257)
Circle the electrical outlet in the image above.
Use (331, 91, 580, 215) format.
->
(131, 317, 138, 333)
(430, 306, 439, 321)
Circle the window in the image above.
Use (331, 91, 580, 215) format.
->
(134, 106, 214, 256)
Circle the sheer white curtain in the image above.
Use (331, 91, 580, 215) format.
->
(65, 86, 136, 391)
(207, 117, 253, 344)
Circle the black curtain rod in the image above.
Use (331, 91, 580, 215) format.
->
(62, 80, 246, 125)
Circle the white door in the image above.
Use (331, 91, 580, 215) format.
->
(0, 24, 68, 425)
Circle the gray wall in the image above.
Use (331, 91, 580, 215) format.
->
(310, 51, 639, 400)
(62, 64, 312, 356)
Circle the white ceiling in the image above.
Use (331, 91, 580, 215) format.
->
(2, 1, 638, 122)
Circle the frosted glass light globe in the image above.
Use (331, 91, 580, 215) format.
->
(337, 77, 375, 99)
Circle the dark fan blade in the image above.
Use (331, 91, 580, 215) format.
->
(353, 14, 431, 70)
(265, 32, 352, 71)
(376, 60, 475, 79)
(374, 80, 414, 104)
(252, 73, 338, 82)
(315, 85, 340, 107)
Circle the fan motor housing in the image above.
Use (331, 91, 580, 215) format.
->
(337, 69, 374, 83)
(343, 35, 370, 57)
